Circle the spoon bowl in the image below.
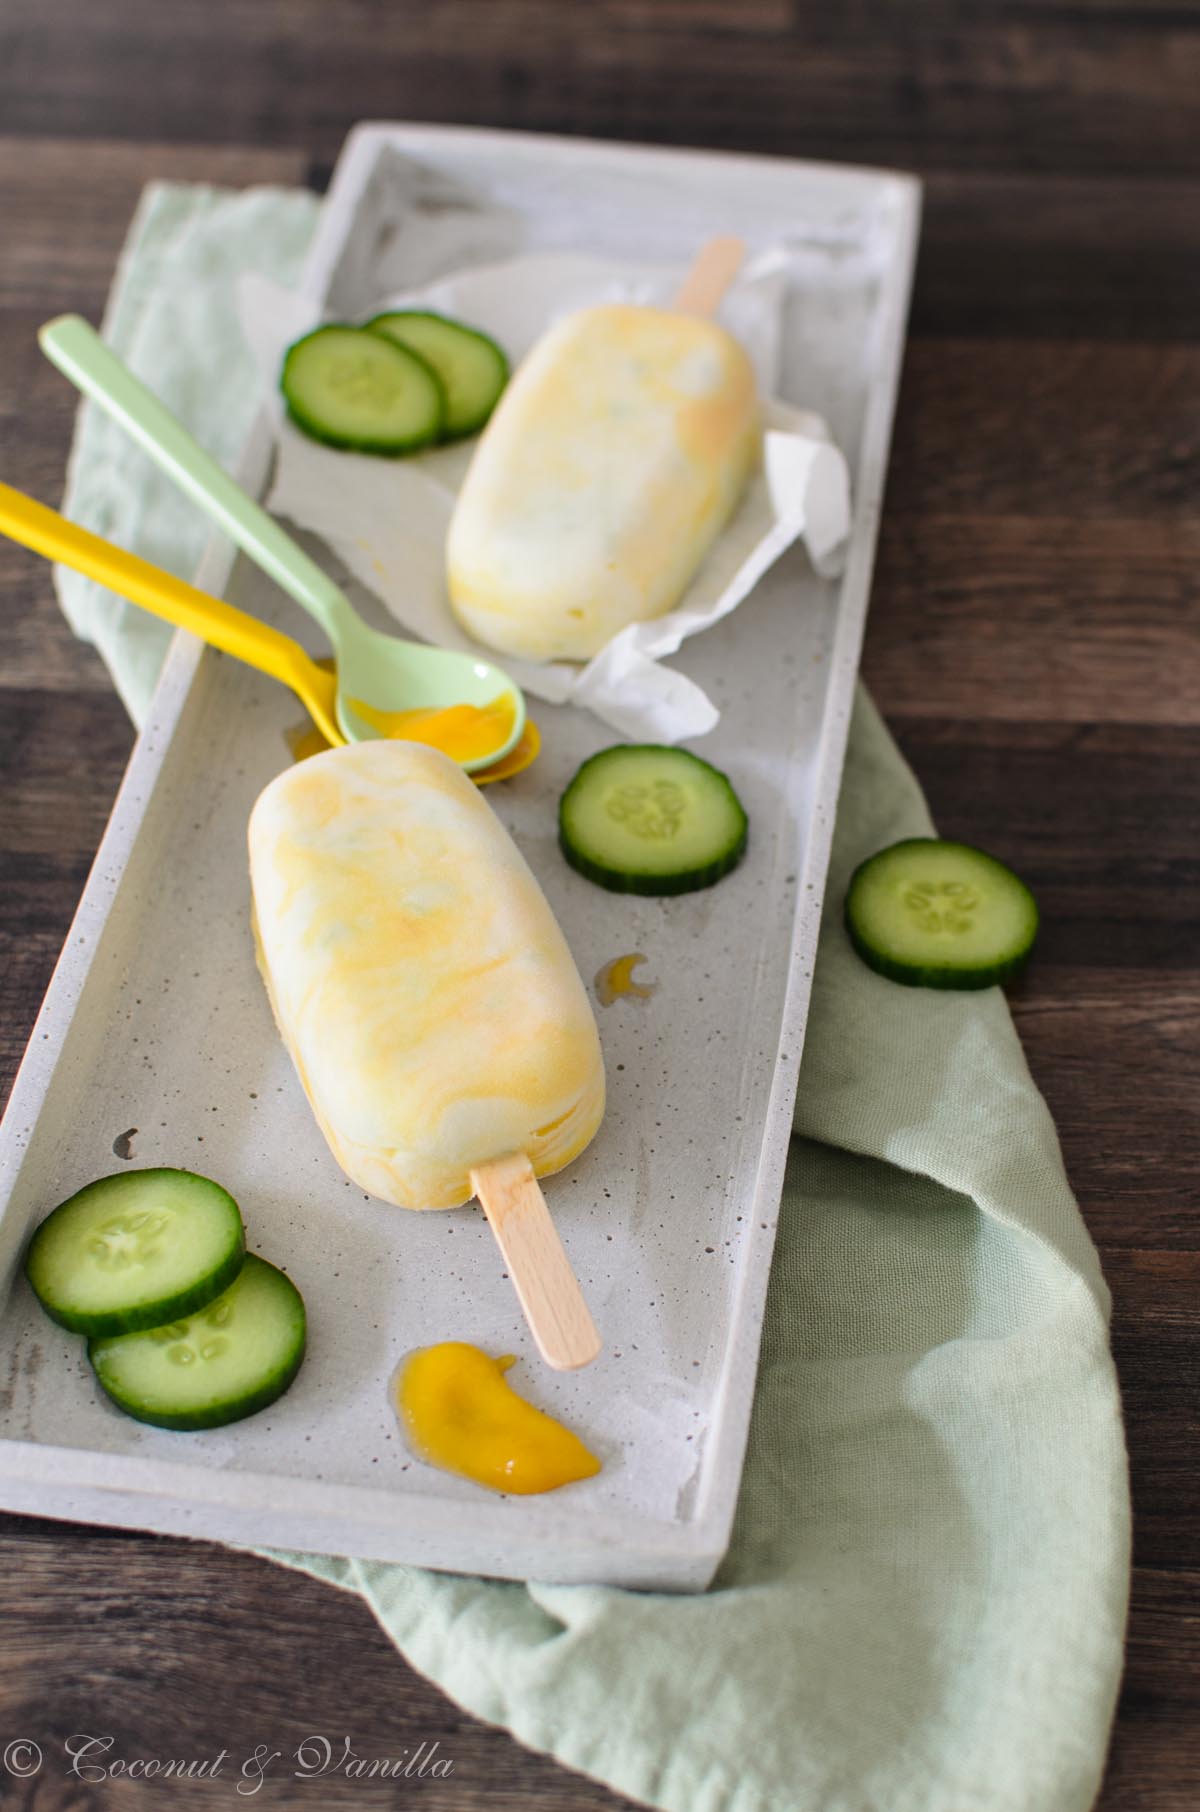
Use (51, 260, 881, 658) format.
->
(38, 314, 526, 773)
(329, 611, 524, 771)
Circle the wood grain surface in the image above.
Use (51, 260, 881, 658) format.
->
(1, 3, 1198, 1808)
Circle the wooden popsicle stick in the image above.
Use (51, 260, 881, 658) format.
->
(673, 235, 746, 318)
(471, 1152, 602, 1371)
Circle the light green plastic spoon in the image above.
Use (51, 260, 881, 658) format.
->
(38, 314, 526, 774)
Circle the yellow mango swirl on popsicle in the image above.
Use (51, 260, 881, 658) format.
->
(248, 741, 605, 1210)
(446, 303, 759, 662)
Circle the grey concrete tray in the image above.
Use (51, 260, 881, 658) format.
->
(0, 125, 918, 1588)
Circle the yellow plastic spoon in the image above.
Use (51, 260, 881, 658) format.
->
(0, 481, 539, 783)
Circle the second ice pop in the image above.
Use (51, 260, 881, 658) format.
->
(446, 302, 759, 662)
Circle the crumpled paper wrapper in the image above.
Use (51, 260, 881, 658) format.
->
(239, 249, 852, 742)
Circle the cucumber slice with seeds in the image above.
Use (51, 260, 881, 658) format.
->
(844, 838, 1039, 990)
(365, 311, 509, 439)
(88, 1253, 306, 1431)
(280, 324, 445, 455)
(559, 745, 748, 895)
(25, 1168, 245, 1337)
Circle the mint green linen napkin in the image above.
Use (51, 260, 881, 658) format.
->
(53, 184, 1130, 1812)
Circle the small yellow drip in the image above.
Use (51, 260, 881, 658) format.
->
(348, 694, 517, 766)
(284, 721, 332, 763)
(394, 1343, 601, 1496)
(594, 952, 658, 1007)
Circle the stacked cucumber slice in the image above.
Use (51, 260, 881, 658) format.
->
(281, 326, 446, 456)
(24, 1168, 306, 1430)
(281, 311, 509, 454)
(366, 311, 510, 440)
(89, 1255, 306, 1433)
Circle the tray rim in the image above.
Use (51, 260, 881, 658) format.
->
(0, 122, 920, 1589)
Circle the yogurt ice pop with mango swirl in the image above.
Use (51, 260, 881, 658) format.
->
(249, 740, 604, 1368)
(446, 238, 757, 662)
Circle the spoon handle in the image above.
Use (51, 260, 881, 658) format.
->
(0, 479, 342, 747)
(38, 315, 348, 645)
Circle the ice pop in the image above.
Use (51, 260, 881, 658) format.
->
(446, 293, 758, 663)
(248, 740, 605, 1366)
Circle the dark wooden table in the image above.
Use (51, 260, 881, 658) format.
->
(2, 4, 1198, 1808)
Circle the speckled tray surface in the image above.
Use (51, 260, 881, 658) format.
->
(0, 126, 919, 1589)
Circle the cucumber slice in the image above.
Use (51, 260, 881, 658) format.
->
(559, 745, 748, 896)
(88, 1254, 306, 1431)
(844, 838, 1039, 990)
(280, 324, 445, 454)
(365, 311, 509, 439)
(25, 1168, 245, 1337)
